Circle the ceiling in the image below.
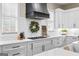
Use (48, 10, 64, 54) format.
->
(55, 3, 72, 6)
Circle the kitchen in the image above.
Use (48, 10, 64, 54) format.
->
(1, 3, 79, 56)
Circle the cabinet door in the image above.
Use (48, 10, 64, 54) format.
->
(70, 36, 78, 43)
(2, 3, 18, 17)
(47, 11, 54, 31)
(33, 40, 43, 55)
(64, 11, 74, 28)
(27, 43, 33, 56)
(55, 9, 63, 29)
(65, 36, 74, 44)
(0, 4, 2, 32)
(64, 8, 79, 28)
(74, 11, 79, 28)
(53, 37, 63, 48)
(44, 39, 52, 51)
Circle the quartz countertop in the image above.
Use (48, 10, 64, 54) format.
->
(34, 48, 79, 56)
(0, 35, 78, 46)
(0, 39, 33, 46)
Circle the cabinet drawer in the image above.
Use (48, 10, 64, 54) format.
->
(33, 41, 43, 47)
(3, 47, 26, 56)
(33, 43, 43, 48)
(44, 39, 52, 44)
(2, 42, 26, 51)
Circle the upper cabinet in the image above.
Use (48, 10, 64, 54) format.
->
(55, 7, 79, 29)
(64, 7, 79, 28)
(47, 11, 54, 31)
(55, 8, 64, 29)
(2, 3, 18, 17)
(0, 4, 2, 32)
(63, 11, 74, 28)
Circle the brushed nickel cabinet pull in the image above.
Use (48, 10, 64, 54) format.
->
(42, 45, 45, 51)
(12, 53, 20, 56)
(12, 46, 20, 48)
(31, 43, 33, 50)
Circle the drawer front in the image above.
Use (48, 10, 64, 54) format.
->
(3, 47, 26, 56)
(33, 43, 43, 47)
(44, 40, 52, 44)
(33, 41, 43, 47)
(2, 42, 26, 51)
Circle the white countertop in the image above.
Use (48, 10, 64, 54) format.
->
(0, 35, 62, 45)
(0, 35, 78, 46)
(0, 39, 33, 45)
(34, 48, 79, 56)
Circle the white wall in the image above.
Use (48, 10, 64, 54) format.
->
(18, 3, 50, 37)
(18, 17, 42, 37)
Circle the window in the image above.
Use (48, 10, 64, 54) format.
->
(2, 16, 18, 34)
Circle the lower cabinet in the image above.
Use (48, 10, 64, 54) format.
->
(26, 43, 33, 56)
(1, 42, 27, 56)
(52, 37, 64, 48)
(0, 36, 78, 56)
(32, 40, 44, 55)
(3, 47, 26, 56)
(65, 36, 78, 45)
(43, 39, 52, 51)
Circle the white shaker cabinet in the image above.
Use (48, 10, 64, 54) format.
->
(64, 11, 75, 28)
(3, 47, 26, 56)
(2, 3, 18, 17)
(1, 42, 27, 56)
(74, 10, 79, 28)
(0, 4, 2, 33)
(43, 39, 52, 51)
(52, 37, 64, 48)
(32, 40, 44, 55)
(27, 43, 33, 56)
(47, 11, 54, 31)
(65, 36, 78, 45)
(63, 7, 79, 28)
(55, 8, 64, 29)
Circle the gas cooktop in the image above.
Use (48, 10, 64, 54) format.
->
(28, 36, 47, 39)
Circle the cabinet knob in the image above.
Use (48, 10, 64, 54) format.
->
(73, 24, 76, 28)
